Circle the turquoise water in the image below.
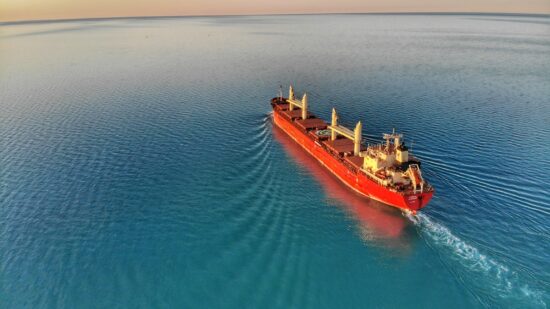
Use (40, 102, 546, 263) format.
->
(1, 14, 549, 308)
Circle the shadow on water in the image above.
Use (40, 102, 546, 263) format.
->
(0, 19, 163, 38)
(249, 31, 285, 36)
(1, 24, 118, 37)
(271, 120, 415, 254)
(464, 17, 550, 26)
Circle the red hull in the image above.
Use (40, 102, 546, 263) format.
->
(272, 110, 433, 213)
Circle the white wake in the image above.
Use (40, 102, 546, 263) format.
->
(408, 213, 547, 308)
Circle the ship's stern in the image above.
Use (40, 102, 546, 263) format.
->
(404, 190, 434, 214)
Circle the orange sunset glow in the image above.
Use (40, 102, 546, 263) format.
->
(1, 0, 549, 22)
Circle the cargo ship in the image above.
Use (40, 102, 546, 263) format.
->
(271, 86, 434, 214)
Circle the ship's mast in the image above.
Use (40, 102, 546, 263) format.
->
(384, 133, 391, 152)
(286, 85, 308, 120)
(383, 131, 404, 153)
(329, 108, 362, 156)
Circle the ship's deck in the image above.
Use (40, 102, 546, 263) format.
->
(273, 99, 362, 156)
(344, 156, 363, 169)
(295, 118, 327, 131)
(323, 138, 355, 155)
(282, 109, 312, 120)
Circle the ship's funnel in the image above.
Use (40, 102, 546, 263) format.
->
(331, 108, 338, 141)
(354, 121, 362, 156)
(301, 93, 308, 120)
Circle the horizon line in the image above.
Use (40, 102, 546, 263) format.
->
(1, 11, 549, 26)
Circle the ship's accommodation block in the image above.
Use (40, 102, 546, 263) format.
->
(394, 135, 409, 163)
(396, 148, 408, 163)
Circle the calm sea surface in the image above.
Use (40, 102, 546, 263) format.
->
(1, 14, 549, 308)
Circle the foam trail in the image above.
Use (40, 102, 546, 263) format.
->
(408, 213, 547, 308)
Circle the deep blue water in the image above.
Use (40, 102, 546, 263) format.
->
(1, 14, 549, 308)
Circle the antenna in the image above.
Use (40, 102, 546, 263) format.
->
(278, 85, 283, 100)
(410, 140, 414, 155)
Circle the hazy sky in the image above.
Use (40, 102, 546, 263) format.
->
(1, 0, 549, 22)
